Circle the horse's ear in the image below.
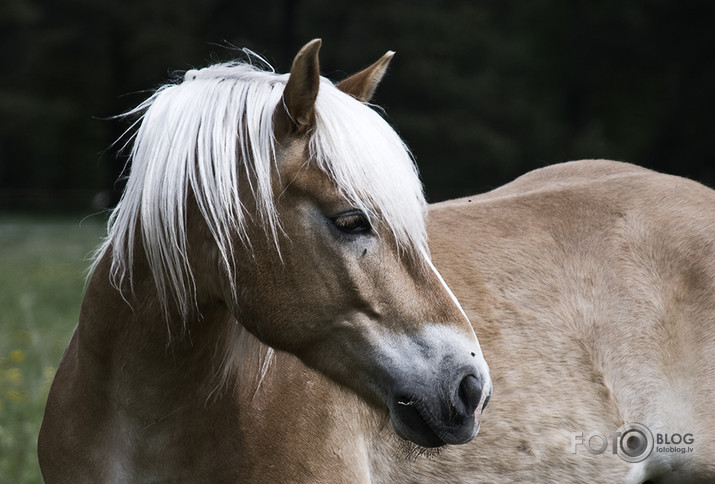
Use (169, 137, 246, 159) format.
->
(336, 51, 395, 102)
(276, 39, 322, 136)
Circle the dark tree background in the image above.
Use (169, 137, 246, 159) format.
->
(1, 0, 714, 209)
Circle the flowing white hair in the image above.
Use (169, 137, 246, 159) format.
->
(94, 59, 427, 322)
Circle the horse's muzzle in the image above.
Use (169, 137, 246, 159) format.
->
(389, 372, 491, 448)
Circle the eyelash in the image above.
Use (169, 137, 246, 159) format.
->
(331, 210, 372, 235)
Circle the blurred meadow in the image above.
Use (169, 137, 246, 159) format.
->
(0, 213, 105, 482)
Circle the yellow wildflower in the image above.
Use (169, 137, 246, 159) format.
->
(6, 390, 26, 402)
(9, 349, 25, 364)
(5, 367, 23, 386)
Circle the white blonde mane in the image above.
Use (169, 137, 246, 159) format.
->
(95, 59, 427, 321)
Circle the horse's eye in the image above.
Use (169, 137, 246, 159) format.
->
(331, 210, 372, 235)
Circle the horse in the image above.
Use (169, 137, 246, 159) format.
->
(39, 39, 715, 483)
(233, 160, 715, 483)
(37, 39, 492, 481)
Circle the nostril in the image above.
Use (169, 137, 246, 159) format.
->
(482, 391, 491, 411)
(457, 374, 482, 416)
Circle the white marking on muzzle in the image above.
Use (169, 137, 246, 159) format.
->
(419, 247, 491, 392)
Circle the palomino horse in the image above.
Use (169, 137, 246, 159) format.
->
(38, 40, 492, 481)
(39, 40, 715, 483)
(234, 160, 715, 483)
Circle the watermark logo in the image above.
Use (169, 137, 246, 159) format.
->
(570, 423, 694, 463)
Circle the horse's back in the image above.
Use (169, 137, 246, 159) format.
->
(419, 160, 715, 482)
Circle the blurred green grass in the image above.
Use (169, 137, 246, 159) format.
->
(0, 213, 106, 483)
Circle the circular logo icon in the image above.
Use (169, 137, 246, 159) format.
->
(617, 422, 654, 463)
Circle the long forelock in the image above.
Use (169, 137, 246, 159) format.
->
(311, 78, 428, 255)
(95, 60, 427, 325)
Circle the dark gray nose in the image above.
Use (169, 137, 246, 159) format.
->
(456, 374, 482, 416)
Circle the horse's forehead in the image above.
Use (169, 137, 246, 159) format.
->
(286, 164, 335, 197)
(274, 139, 338, 198)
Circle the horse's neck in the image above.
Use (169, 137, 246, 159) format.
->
(41, 249, 247, 480)
(76, 251, 246, 470)
(79, 252, 232, 406)
(236, 345, 378, 482)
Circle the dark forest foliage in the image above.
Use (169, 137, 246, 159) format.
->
(1, 0, 713, 208)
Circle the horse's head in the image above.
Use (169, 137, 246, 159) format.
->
(226, 40, 491, 447)
(109, 39, 491, 448)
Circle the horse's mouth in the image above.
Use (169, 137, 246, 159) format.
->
(390, 389, 488, 448)
(392, 398, 449, 448)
